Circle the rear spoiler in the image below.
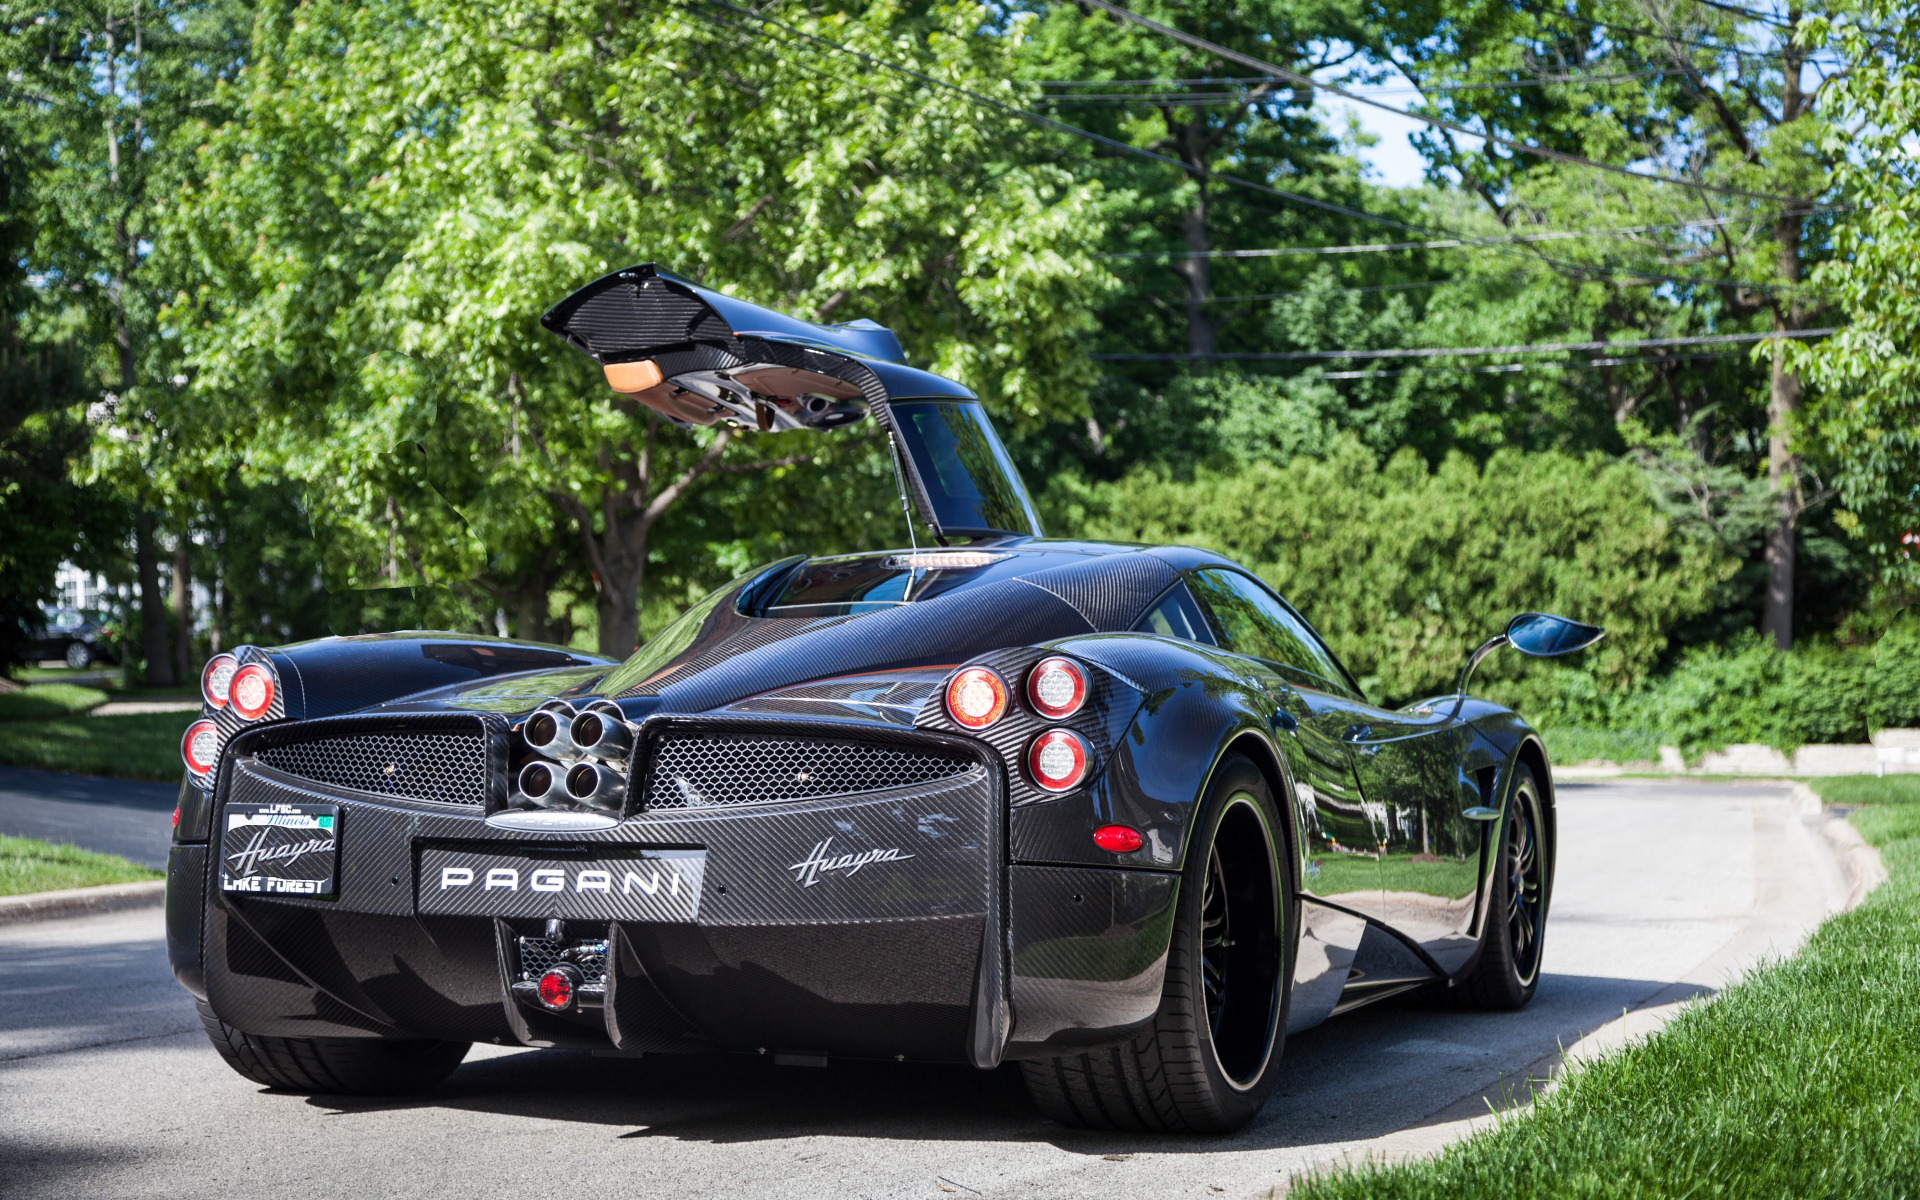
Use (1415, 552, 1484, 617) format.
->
(541, 264, 1040, 541)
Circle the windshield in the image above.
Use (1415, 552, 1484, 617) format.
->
(890, 400, 1042, 539)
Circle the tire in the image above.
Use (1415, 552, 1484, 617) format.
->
(196, 999, 470, 1095)
(1448, 763, 1549, 1011)
(1022, 754, 1292, 1133)
(64, 641, 91, 670)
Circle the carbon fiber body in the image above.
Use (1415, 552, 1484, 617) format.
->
(167, 536, 1560, 1066)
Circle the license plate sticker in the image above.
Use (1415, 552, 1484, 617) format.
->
(220, 803, 341, 898)
(417, 848, 705, 921)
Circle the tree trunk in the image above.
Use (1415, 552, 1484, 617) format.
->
(513, 581, 551, 645)
(1761, 209, 1805, 652)
(171, 526, 192, 682)
(1177, 198, 1214, 359)
(135, 511, 174, 686)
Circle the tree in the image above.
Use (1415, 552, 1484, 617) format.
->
(162, 0, 1113, 656)
(1375, 0, 1846, 647)
(4, 0, 252, 682)
(1794, 0, 1920, 593)
(0, 127, 94, 670)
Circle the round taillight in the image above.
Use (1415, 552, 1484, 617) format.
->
(181, 719, 220, 777)
(945, 667, 1009, 730)
(228, 663, 275, 721)
(537, 966, 579, 1010)
(201, 654, 238, 709)
(1028, 729, 1090, 792)
(1093, 824, 1144, 854)
(1027, 656, 1088, 719)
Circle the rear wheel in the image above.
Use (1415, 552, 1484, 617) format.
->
(1447, 764, 1548, 1011)
(1022, 754, 1292, 1133)
(196, 999, 470, 1095)
(64, 641, 91, 669)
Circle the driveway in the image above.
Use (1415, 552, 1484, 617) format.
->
(0, 781, 1850, 1199)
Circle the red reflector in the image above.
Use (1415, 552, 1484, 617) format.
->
(181, 719, 220, 776)
(537, 969, 574, 1010)
(1027, 656, 1088, 719)
(1028, 729, 1090, 792)
(1093, 824, 1144, 854)
(229, 664, 275, 721)
(172, 805, 181, 830)
(945, 667, 1009, 730)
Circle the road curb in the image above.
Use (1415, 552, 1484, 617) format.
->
(0, 880, 165, 924)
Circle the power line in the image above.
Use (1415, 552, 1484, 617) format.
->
(1068, 0, 1809, 203)
(693, 0, 1442, 238)
(690, 1, 1816, 294)
(1103, 213, 1777, 258)
(1507, 0, 1781, 58)
(1090, 327, 1834, 362)
(1037, 67, 1675, 97)
(1318, 348, 1762, 379)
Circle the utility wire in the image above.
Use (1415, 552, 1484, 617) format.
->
(1090, 327, 1834, 361)
(1508, 0, 1784, 58)
(1103, 212, 1783, 258)
(1317, 348, 1762, 379)
(694, 0, 1440, 237)
(692, 1, 1816, 293)
(1068, 0, 1809, 203)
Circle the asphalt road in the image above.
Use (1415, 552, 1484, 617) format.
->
(0, 780, 1849, 1200)
(0, 767, 178, 869)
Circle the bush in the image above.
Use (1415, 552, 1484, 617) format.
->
(1532, 619, 1920, 754)
(1048, 440, 1734, 704)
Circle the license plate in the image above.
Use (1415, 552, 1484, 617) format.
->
(220, 803, 341, 898)
(417, 848, 706, 921)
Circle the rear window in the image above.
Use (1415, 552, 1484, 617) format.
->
(891, 400, 1042, 538)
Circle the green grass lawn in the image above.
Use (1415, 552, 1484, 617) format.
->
(1293, 773, 1920, 1198)
(0, 834, 162, 896)
(0, 711, 193, 782)
(0, 683, 112, 721)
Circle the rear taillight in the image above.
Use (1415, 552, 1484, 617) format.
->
(1028, 729, 1090, 792)
(1027, 657, 1088, 719)
(201, 654, 238, 709)
(229, 663, 275, 721)
(945, 667, 1008, 729)
(182, 719, 220, 777)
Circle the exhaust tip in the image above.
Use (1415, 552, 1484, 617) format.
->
(517, 760, 558, 803)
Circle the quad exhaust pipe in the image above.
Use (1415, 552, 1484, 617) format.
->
(564, 761, 626, 810)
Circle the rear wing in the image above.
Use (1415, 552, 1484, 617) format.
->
(541, 264, 1040, 541)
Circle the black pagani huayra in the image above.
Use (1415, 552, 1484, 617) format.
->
(167, 265, 1601, 1132)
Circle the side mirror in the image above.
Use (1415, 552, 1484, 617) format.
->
(1452, 612, 1605, 712)
(1504, 612, 1606, 658)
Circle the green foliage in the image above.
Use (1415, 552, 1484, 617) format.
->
(0, 835, 161, 897)
(1048, 439, 1730, 704)
(1293, 779, 1920, 1200)
(1795, 1, 1920, 586)
(0, 684, 110, 721)
(1534, 618, 1920, 754)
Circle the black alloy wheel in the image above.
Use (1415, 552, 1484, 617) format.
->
(1503, 784, 1544, 985)
(1447, 764, 1550, 1011)
(1023, 753, 1293, 1133)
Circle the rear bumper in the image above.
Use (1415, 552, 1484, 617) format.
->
(168, 745, 1178, 1064)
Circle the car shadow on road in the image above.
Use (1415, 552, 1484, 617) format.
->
(301, 970, 1711, 1158)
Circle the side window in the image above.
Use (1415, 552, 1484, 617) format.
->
(1132, 582, 1214, 645)
(1187, 569, 1355, 697)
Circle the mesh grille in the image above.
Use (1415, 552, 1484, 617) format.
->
(255, 730, 488, 806)
(644, 734, 976, 809)
(517, 938, 607, 984)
